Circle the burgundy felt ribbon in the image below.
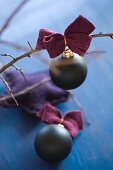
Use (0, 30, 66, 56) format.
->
(36, 102, 83, 137)
(36, 15, 95, 58)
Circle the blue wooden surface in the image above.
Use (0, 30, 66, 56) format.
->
(0, 0, 113, 169)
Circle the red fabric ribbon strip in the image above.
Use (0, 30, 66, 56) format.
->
(36, 102, 83, 137)
(36, 15, 95, 58)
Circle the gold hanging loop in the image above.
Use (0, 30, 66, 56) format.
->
(64, 36, 67, 46)
(63, 36, 74, 58)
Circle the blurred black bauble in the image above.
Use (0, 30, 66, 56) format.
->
(34, 124, 72, 162)
(49, 53, 87, 90)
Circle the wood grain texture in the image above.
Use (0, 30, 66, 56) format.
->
(0, 0, 113, 170)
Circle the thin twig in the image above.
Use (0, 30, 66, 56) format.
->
(0, 40, 28, 50)
(0, 75, 18, 105)
(0, 39, 106, 57)
(1, 32, 113, 70)
(1, 32, 113, 48)
(0, 48, 38, 73)
(91, 32, 113, 39)
(0, 40, 50, 65)
(0, 53, 27, 80)
(27, 41, 33, 50)
(68, 91, 90, 126)
(0, 77, 51, 102)
(12, 64, 27, 81)
(0, 53, 16, 59)
(0, 0, 29, 35)
(86, 50, 106, 56)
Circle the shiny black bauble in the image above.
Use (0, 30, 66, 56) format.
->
(49, 53, 87, 90)
(34, 124, 72, 162)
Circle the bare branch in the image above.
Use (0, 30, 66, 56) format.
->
(0, 77, 51, 102)
(27, 41, 33, 50)
(86, 50, 106, 56)
(68, 91, 90, 126)
(0, 48, 38, 73)
(0, 40, 28, 50)
(91, 32, 113, 39)
(0, 0, 29, 35)
(0, 53, 27, 80)
(1, 32, 113, 70)
(0, 75, 18, 105)
(12, 64, 27, 81)
(0, 40, 50, 65)
(85, 50, 106, 60)
(0, 53, 16, 59)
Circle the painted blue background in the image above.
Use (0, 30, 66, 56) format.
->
(0, 0, 113, 169)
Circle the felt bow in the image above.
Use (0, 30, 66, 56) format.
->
(36, 15, 95, 58)
(36, 102, 83, 137)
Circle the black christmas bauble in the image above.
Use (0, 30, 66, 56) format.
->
(34, 124, 72, 162)
(49, 53, 87, 90)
